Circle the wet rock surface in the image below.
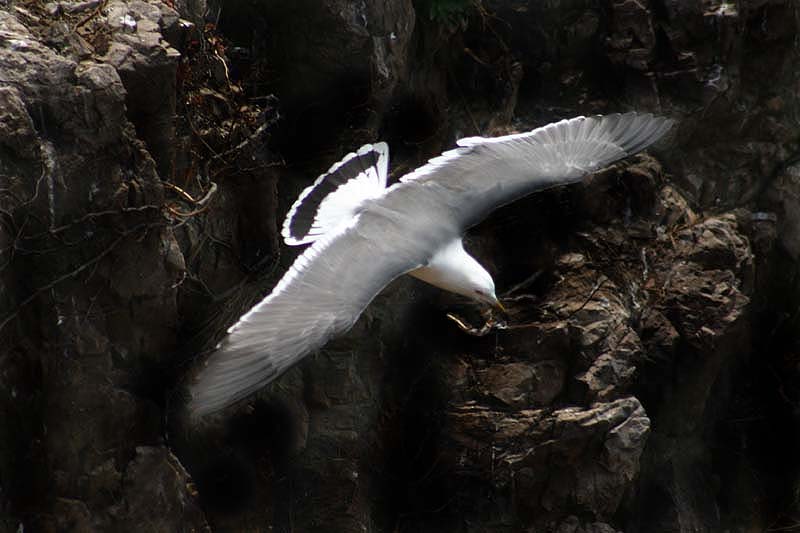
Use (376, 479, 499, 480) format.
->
(1, 0, 799, 532)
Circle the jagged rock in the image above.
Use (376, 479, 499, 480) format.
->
(442, 397, 649, 525)
(672, 214, 753, 276)
(0, 3, 200, 531)
(0, 86, 38, 159)
(475, 360, 566, 408)
(545, 262, 643, 403)
(102, 0, 182, 178)
(107, 446, 207, 531)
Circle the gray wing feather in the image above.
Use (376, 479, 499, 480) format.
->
(399, 112, 673, 228)
(188, 213, 431, 417)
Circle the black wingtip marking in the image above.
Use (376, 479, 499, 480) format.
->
(285, 147, 383, 244)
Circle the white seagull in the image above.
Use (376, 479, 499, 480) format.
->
(189, 112, 674, 417)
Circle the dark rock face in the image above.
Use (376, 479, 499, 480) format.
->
(0, 1, 204, 530)
(2, 0, 799, 532)
(403, 164, 754, 531)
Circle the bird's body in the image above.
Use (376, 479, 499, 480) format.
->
(189, 112, 674, 417)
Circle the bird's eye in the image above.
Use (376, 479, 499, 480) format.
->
(474, 289, 484, 296)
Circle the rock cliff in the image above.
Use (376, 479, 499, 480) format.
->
(1, 0, 798, 531)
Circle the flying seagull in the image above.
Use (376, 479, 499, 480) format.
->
(189, 112, 673, 417)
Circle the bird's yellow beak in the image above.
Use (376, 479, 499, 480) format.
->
(494, 299, 507, 313)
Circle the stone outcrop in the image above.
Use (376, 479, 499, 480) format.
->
(0, 2, 203, 530)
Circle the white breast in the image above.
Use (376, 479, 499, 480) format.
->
(407, 238, 493, 300)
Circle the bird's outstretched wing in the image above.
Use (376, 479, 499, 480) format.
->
(399, 112, 673, 228)
(188, 212, 432, 418)
(189, 112, 673, 417)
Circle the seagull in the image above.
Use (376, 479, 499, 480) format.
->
(189, 112, 674, 417)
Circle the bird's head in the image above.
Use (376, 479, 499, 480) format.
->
(472, 287, 505, 312)
(468, 270, 505, 312)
